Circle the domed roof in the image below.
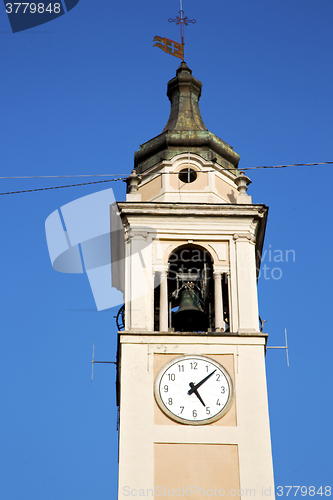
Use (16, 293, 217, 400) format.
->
(134, 62, 240, 175)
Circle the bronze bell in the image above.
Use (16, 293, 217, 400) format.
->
(173, 288, 206, 332)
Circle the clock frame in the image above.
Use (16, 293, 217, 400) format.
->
(154, 355, 234, 425)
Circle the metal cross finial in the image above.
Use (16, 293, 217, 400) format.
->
(168, 0, 196, 48)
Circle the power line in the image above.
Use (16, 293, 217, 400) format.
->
(1, 160, 332, 181)
(0, 178, 126, 196)
(242, 161, 333, 170)
(1, 161, 332, 196)
(139, 160, 333, 177)
(0, 174, 126, 179)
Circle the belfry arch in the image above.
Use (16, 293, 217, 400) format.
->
(168, 244, 213, 332)
(154, 244, 230, 332)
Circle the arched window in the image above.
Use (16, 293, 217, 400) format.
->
(167, 245, 214, 332)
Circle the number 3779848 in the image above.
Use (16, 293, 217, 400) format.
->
(277, 486, 331, 497)
(5, 3, 61, 14)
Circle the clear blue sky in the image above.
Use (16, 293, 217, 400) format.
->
(1, 1, 333, 498)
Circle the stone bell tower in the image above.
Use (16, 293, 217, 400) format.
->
(114, 62, 274, 499)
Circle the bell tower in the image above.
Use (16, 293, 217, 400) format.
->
(115, 63, 274, 499)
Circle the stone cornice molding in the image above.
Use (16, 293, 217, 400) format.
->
(118, 202, 268, 219)
(119, 331, 268, 339)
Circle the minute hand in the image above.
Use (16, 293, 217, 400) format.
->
(187, 369, 216, 395)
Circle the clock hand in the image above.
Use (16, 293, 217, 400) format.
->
(187, 369, 216, 395)
(188, 382, 205, 406)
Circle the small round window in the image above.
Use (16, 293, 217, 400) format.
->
(178, 168, 197, 183)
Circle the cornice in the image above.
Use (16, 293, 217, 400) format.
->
(119, 330, 268, 339)
(117, 201, 268, 219)
(117, 201, 268, 272)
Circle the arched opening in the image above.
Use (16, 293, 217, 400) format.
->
(168, 245, 214, 332)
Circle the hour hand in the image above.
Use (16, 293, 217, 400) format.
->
(188, 369, 216, 395)
(188, 382, 205, 406)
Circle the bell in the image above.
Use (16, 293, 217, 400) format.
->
(173, 288, 206, 332)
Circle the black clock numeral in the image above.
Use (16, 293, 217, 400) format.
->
(190, 362, 198, 370)
(163, 385, 168, 392)
(221, 386, 225, 394)
(206, 365, 209, 372)
(168, 398, 173, 405)
(216, 373, 220, 381)
(216, 399, 221, 406)
(168, 373, 175, 381)
(206, 407, 211, 415)
(178, 364, 184, 372)
(192, 409, 197, 418)
(179, 406, 184, 414)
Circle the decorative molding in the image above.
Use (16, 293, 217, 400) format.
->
(124, 225, 131, 243)
(213, 265, 229, 274)
(208, 242, 227, 261)
(131, 231, 149, 241)
(117, 202, 268, 219)
(237, 328, 261, 336)
(154, 239, 165, 261)
(233, 232, 256, 244)
(153, 264, 169, 275)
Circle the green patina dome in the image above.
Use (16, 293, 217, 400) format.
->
(134, 62, 240, 175)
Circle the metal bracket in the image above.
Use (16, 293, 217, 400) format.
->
(91, 343, 117, 382)
(266, 328, 289, 367)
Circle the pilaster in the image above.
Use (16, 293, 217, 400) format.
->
(234, 232, 259, 333)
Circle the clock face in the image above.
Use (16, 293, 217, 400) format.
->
(154, 355, 234, 425)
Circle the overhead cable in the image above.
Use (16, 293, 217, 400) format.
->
(0, 178, 126, 196)
(1, 160, 333, 181)
(1, 161, 332, 196)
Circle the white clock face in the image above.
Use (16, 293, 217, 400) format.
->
(154, 355, 234, 425)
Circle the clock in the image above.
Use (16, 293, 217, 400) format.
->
(154, 355, 234, 425)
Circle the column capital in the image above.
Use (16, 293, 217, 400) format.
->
(125, 228, 150, 243)
(130, 230, 149, 241)
(153, 264, 169, 276)
(213, 265, 229, 276)
(233, 232, 256, 244)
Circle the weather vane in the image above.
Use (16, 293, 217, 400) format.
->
(153, 0, 196, 61)
(168, 0, 196, 47)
